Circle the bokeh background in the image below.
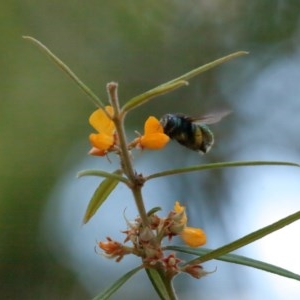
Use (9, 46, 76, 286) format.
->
(1, 1, 300, 299)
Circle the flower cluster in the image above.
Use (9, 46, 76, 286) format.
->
(88, 106, 170, 156)
(98, 201, 207, 279)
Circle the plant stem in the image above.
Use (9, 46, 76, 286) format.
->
(107, 82, 149, 227)
(108, 82, 176, 298)
(107, 83, 134, 177)
(164, 277, 178, 300)
(131, 187, 150, 227)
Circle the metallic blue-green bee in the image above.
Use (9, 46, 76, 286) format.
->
(160, 111, 230, 154)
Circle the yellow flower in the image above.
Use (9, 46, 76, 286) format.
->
(88, 106, 116, 156)
(173, 201, 187, 225)
(137, 116, 170, 150)
(181, 227, 206, 248)
(173, 201, 206, 248)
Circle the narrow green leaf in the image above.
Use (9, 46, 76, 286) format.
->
(171, 210, 300, 266)
(167, 246, 300, 281)
(193, 210, 300, 264)
(146, 161, 300, 181)
(23, 36, 104, 108)
(77, 169, 128, 185)
(163, 51, 248, 85)
(92, 266, 143, 300)
(121, 51, 248, 114)
(83, 170, 122, 224)
(145, 268, 170, 300)
(121, 80, 188, 114)
(220, 253, 300, 281)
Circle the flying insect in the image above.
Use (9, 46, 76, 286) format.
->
(160, 111, 230, 154)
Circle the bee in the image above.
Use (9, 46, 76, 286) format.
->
(160, 111, 230, 154)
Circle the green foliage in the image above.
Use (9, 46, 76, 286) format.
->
(145, 269, 171, 300)
(167, 246, 300, 282)
(146, 161, 300, 181)
(83, 170, 122, 224)
(92, 266, 142, 300)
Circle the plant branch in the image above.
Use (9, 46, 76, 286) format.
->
(107, 82, 150, 228)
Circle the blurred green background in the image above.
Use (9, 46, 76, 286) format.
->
(1, 1, 300, 299)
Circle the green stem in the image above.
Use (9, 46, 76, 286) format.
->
(107, 82, 149, 227)
(131, 187, 150, 228)
(107, 83, 134, 178)
(164, 277, 178, 300)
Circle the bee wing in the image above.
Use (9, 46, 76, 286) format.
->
(191, 111, 231, 125)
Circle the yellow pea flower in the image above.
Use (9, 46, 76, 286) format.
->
(173, 201, 187, 225)
(137, 116, 170, 150)
(181, 227, 206, 248)
(173, 201, 206, 248)
(88, 106, 116, 156)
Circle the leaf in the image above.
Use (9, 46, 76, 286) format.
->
(77, 169, 128, 185)
(147, 206, 162, 216)
(167, 246, 300, 281)
(121, 51, 248, 114)
(166, 210, 300, 274)
(83, 169, 122, 224)
(188, 210, 300, 265)
(121, 80, 188, 114)
(23, 36, 104, 108)
(162, 51, 248, 85)
(92, 266, 142, 300)
(145, 268, 170, 300)
(146, 161, 300, 181)
(220, 253, 300, 281)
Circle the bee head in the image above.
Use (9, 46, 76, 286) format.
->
(160, 114, 178, 135)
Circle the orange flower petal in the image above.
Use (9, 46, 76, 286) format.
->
(144, 116, 164, 134)
(137, 116, 169, 149)
(181, 227, 206, 247)
(89, 106, 115, 135)
(88, 147, 107, 156)
(140, 133, 170, 149)
(89, 133, 114, 150)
